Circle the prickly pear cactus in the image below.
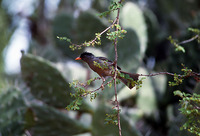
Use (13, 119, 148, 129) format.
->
(109, 29, 140, 72)
(29, 104, 91, 136)
(20, 53, 72, 108)
(120, 2, 147, 60)
(0, 87, 27, 136)
(53, 13, 82, 59)
(77, 9, 109, 48)
(92, 104, 142, 136)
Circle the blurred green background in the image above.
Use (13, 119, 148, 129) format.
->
(0, 0, 200, 136)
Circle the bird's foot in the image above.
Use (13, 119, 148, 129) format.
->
(101, 83, 104, 90)
(101, 77, 105, 90)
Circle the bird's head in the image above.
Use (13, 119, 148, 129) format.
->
(75, 52, 95, 62)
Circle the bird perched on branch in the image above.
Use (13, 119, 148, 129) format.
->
(75, 52, 139, 89)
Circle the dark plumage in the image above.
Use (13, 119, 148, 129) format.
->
(75, 52, 139, 89)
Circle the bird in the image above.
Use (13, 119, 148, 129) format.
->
(75, 52, 139, 89)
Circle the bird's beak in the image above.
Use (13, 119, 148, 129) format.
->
(75, 57, 82, 60)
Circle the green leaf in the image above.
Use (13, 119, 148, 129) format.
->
(168, 36, 185, 53)
(97, 10, 111, 18)
(57, 36, 71, 43)
(175, 46, 185, 53)
(174, 90, 183, 98)
(104, 109, 119, 125)
(188, 28, 200, 34)
(109, 1, 123, 11)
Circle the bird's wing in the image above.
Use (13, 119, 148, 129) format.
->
(96, 57, 121, 70)
(97, 57, 112, 62)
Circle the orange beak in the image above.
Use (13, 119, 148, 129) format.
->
(75, 57, 82, 60)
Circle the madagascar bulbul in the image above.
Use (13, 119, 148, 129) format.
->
(75, 52, 139, 89)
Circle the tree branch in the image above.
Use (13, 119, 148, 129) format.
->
(178, 35, 199, 45)
(113, 0, 123, 135)
(138, 71, 200, 78)
(81, 79, 114, 97)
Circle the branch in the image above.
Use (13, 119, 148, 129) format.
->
(113, 1, 123, 136)
(138, 72, 181, 77)
(178, 35, 199, 45)
(80, 79, 114, 97)
(138, 71, 200, 78)
(191, 102, 200, 110)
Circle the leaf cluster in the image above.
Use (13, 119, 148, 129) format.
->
(168, 36, 185, 53)
(105, 109, 119, 125)
(57, 32, 101, 51)
(188, 28, 200, 43)
(98, 1, 124, 18)
(169, 65, 193, 86)
(66, 78, 101, 111)
(168, 74, 183, 86)
(66, 81, 87, 110)
(106, 24, 127, 41)
(168, 28, 200, 53)
(188, 28, 200, 35)
(174, 90, 200, 136)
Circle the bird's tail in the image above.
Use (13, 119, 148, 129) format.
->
(117, 71, 139, 89)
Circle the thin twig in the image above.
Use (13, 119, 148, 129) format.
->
(138, 71, 200, 78)
(113, 0, 123, 135)
(138, 72, 181, 77)
(25, 130, 32, 136)
(191, 101, 200, 110)
(80, 70, 200, 97)
(75, 77, 102, 89)
(178, 35, 199, 45)
(81, 79, 114, 97)
(90, 79, 114, 93)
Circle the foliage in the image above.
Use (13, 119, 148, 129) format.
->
(168, 28, 200, 135)
(168, 36, 185, 53)
(174, 91, 200, 136)
(106, 24, 127, 41)
(168, 28, 200, 53)
(105, 109, 119, 125)
(168, 65, 192, 86)
(98, 1, 124, 18)
(66, 80, 87, 111)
